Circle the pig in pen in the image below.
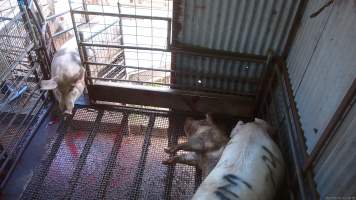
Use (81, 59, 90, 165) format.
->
(0, 0, 319, 200)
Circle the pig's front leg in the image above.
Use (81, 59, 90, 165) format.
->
(164, 142, 199, 154)
(162, 152, 199, 166)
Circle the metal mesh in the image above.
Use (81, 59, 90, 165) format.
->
(0, 0, 52, 188)
(22, 106, 200, 200)
(68, 0, 173, 88)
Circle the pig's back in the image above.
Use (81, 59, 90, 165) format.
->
(51, 40, 82, 80)
(193, 124, 285, 200)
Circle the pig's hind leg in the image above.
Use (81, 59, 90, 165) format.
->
(162, 152, 199, 166)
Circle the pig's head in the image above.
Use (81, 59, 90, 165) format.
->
(40, 68, 85, 115)
(184, 113, 215, 137)
(184, 113, 228, 150)
(231, 118, 276, 138)
(254, 118, 276, 137)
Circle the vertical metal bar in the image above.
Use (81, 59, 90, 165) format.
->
(166, 19, 172, 50)
(273, 69, 307, 200)
(96, 112, 128, 199)
(79, 32, 93, 86)
(117, 2, 126, 68)
(254, 50, 273, 116)
(129, 114, 156, 200)
(64, 110, 104, 199)
(81, 0, 89, 23)
(69, 0, 94, 86)
(163, 113, 180, 200)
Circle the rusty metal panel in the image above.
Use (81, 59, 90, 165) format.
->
(173, 0, 300, 94)
(314, 100, 356, 199)
(286, 0, 356, 152)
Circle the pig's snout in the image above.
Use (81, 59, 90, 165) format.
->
(63, 110, 72, 116)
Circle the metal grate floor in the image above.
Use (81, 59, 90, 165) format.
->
(21, 106, 201, 200)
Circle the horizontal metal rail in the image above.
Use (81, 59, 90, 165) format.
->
(80, 42, 169, 52)
(71, 9, 172, 21)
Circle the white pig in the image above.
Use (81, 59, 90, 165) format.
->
(40, 38, 85, 115)
(192, 118, 285, 200)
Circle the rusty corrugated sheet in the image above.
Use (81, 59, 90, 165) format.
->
(173, 0, 301, 94)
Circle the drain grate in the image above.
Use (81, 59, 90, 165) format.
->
(21, 106, 201, 200)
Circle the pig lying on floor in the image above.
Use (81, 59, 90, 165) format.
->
(163, 116, 285, 200)
(40, 38, 85, 115)
(193, 118, 285, 200)
(163, 113, 229, 178)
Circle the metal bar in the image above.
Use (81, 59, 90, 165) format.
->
(89, 77, 256, 97)
(69, 2, 88, 85)
(46, 6, 82, 21)
(96, 112, 128, 199)
(304, 79, 356, 172)
(71, 9, 171, 21)
(276, 59, 308, 159)
(51, 22, 85, 38)
(254, 51, 274, 116)
(0, 100, 51, 189)
(87, 84, 255, 118)
(129, 114, 155, 200)
(85, 61, 260, 84)
(81, 0, 89, 23)
(23, 111, 75, 199)
(79, 32, 93, 85)
(32, 0, 45, 22)
(163, 114, 180, 200)
(166, 19, 172, 50)
(171, 43, 267, 64)
(273, 69, 307, 200)
(275, 60, 318, 200)
(64, 110, 104, 199)
(80, 42, 168, 52)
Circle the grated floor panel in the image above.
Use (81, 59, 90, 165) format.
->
(21, 106, 201, 200)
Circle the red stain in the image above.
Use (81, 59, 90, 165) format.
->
(47, 116, 60, 127)
(65, 131, 85, 158)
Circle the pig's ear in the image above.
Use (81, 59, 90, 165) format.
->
(205, 113, 214, 125)
(184, 117, 196, 136)
(254, 118, 276, 136)
(40, 79, 58, 90)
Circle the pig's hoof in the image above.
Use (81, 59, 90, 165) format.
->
(162, 158, 175, 165)
(164, 147, 174, 154)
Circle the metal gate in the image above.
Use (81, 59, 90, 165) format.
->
(0, 0, 54, 188)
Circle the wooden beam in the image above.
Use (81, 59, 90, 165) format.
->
(87, 84, 255, 118)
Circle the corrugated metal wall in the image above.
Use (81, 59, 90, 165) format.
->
(286, 0, 356, 198)
(173, 0, 301, 94)
(287, 0, 356, 152)
(314, 99, 356, 199)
